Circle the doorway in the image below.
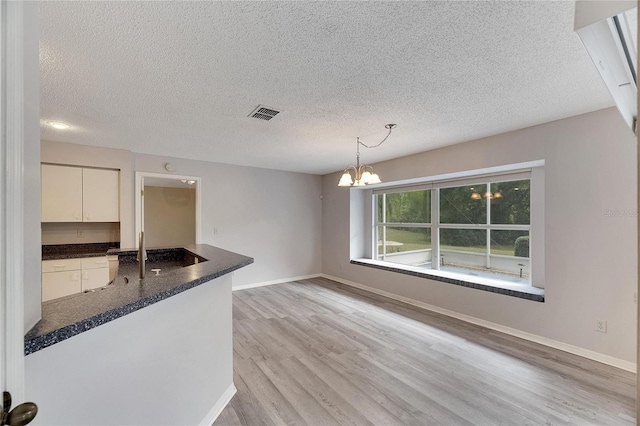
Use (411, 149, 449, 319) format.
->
(135, 172, 202, 249)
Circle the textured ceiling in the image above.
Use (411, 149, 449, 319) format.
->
(39, 1, 614, 175)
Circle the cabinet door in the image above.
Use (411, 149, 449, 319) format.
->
(41, 164, 83, 222)
(82, 267, 110, 291)
(83, 168, 119, 222)
(42, 271, 82, 302)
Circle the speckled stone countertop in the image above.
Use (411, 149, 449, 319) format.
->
(25, 244, 253, 354)
(42, 243, 120, 260)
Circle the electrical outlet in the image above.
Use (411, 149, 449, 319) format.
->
(634, 292, 637, 304)
(596, 320, 607, 333)
(77, 229, 84, 238)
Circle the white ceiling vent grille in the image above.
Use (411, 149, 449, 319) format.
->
(249, 105, 280, 121)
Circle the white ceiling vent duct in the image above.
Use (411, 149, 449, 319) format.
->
(575, 1, 637, 133)
(248, 105, 281, 121)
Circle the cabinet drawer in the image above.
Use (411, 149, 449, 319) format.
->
(42, 271, 82, 302)
(42, 258, 82, 273)
(81, 257, 109, 270)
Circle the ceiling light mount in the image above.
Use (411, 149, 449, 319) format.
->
(47, 121, 70, 130)
(338, 124, 396, 187)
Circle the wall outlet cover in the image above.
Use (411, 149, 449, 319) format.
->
(596, 320, 607, 333)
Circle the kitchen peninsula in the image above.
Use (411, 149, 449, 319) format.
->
(25, 244, 253, 425)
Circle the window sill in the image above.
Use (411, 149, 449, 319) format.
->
(350, 259, 544, 302)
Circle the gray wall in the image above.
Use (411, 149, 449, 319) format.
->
(134, 153, 323, 286)
(322, 107, 637, 363)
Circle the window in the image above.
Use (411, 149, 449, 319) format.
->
(438, 179, 530, 283)
(373, 171, 534, 286)
(376, 189, 431, 266)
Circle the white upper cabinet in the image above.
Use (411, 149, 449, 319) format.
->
(41, 164, 119, 222)
(41, 164, 83, 222)
(83, 168, 119, 222)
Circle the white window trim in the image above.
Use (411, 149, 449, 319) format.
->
(366, 163, 545, 291)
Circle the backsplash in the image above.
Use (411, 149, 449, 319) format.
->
(42, 222, 120, 245)
(42, 242, 121, 259)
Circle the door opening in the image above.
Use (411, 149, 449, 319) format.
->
(135, 172, 202, 249)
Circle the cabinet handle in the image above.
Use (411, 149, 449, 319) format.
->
(83, 272, 89, 280)
(53, 264, 66, 269)
(94, 261, 107, 265)
(71, 273, 79, 281)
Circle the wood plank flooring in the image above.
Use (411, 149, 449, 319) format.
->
(214, 277, 636, 425)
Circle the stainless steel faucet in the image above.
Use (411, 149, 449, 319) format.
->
(138, 231, 147, 279)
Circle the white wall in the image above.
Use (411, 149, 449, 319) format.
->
(24, 1, 42, 332)
(134, 153, 323, 287)
(322, 107, 638, 364)
(25, 274, 234, 425)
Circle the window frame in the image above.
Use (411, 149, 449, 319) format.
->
(369, 165, 544, 291)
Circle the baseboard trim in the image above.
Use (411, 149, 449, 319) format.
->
(233, 274, 322, 291)
(321, 274, 637, 373)
(199, 383, 237, 426)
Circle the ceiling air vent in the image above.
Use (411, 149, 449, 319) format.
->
(248, 105, 280, 121)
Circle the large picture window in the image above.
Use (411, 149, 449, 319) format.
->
(374, 173, 532, 285)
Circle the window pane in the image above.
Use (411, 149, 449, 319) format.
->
(440, 229, 486, 258)
(490, 230, 530, 281)
(377, 226, 431, 266)
(440, 185, 487, 224)
(381, 190, 431, 223)
(490, 230, 529, 257)
(440, 229, 488, 279)
(490, 180, 530, 225)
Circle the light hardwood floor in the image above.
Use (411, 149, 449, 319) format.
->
(214, 277, 635, 425)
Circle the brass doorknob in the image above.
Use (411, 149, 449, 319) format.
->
(2, 392, 37, 426)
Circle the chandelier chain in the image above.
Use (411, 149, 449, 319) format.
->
(357, 127, 393, 149)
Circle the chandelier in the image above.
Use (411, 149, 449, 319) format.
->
(338, 124, 397, 187)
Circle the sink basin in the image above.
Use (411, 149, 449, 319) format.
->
(111, 247, 208, 281)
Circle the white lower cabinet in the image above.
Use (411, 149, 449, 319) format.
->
(42, 256, 110, 302)
(42, 270, 82, 302)
(81, 269, 109, 291)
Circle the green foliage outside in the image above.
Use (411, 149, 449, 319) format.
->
(514, 236, 530, 257)
(378, 228, 516, 256)
(378, 190, 430, 223)
(378, 180, 531, 256)
(379, 227, 430, 253)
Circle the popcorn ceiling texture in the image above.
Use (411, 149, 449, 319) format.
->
(39, 1, 614, 175)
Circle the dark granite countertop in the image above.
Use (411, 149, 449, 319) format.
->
(42, 243, 120, 260)
(26, 244, 253, 354)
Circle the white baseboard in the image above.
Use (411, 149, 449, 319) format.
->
(233, 273, 322, 291)
(321, 274, 637, 373)
(199, 383, 237, 426)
